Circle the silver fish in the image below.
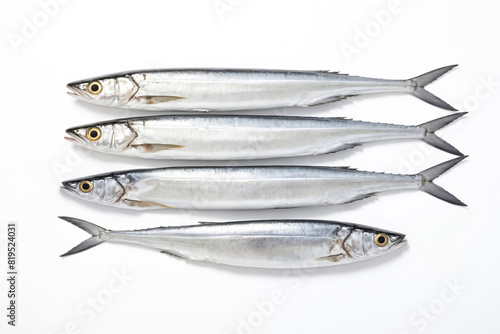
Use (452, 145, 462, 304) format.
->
(59, 217, 406, 269)
(66, 65, 458, 111)
(64, 113, 466, 160)
(60, 156, 466, 210)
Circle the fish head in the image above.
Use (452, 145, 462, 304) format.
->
(342, 226, 406, 261)
(61, 174, 132, 207)
(67, 75, 139, 107)
(65, 121, 138, 153)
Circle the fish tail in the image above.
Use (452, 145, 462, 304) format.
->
(409, 65, 458, 111)
(59, 216, 107, 257)
(419, 112, 467, 156)
(418, 156, 467, 206)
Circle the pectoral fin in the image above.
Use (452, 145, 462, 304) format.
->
(136, 95, 187, 104)
(123, 199, 176, 209)
(131, 144, 185, 153)
(315, 254, 345, 262)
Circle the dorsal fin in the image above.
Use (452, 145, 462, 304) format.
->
(334, 166, 358, 170)
(314, 70, 341, 74)
(198, 221, 217, 225)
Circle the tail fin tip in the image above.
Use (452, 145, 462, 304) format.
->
(418, 112, 467, 132)
(420, 182, 467, 206)
(419, 112, 467, 156)
(59, 216, 106, 257)
(419, 156, 467, 181)
(410, 65, 458, 111)
(418, 156, 467, 206)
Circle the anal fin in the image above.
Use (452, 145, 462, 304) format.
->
(301, 95, 356, 107)
(342, 192, 378, 205)
(161, 250, 188, 259)
(161, 249, 208, 262)
(318, 143, 361, 155)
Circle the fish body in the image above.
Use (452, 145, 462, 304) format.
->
(59, 217, 406, 269)
(65, 113, 465, 159)
(61, 157, 466, 210)
(67, 66, 458, 111)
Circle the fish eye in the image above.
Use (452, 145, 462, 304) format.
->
(374, 233, 389, 247)
(86, 127, 101, 141)
(88, 81, 102, 94)
(79, 180, 94, 193)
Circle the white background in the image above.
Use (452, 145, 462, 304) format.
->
(1, 0, 499, 333)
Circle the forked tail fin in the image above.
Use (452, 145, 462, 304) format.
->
(410, 65, 458, 111)
(418, 156, 467, 206)
(59, 216, 107, 257)
(419, 112, 467, 156)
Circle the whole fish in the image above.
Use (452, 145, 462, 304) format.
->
(59, 217, 406, 269)
(65, 113, 466, 160)
(61, 156, 466, 210)
(66, 65, 458, 111)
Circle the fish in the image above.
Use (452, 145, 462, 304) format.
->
(64, 113, 466, 160)
(66, 65, 458, 111)
(60, 156, 466, 210)
(59, 217, 407, 269)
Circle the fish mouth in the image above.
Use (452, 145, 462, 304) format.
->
(389, 235, 407, 249)
(64, 129, 86, 145)
(60, 182, 78, 196)
(64, 136, 79, 143)
(66, 84, 91, 101)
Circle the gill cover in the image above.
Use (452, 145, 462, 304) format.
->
(61, 174, 133, 207)
(67, 76, 139, 106)
(65, 122, 138, 153)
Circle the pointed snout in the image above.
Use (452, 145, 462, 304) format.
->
(64, 127, 85, 145)
(390, 234, 407, 250)
(66, 84, 91, 101)
(60, 180, 78, 195)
